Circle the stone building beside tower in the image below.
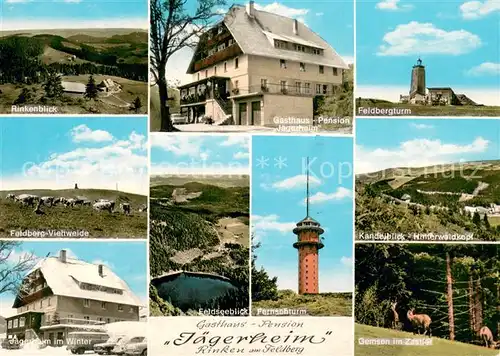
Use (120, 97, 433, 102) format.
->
(400, 59, 477, 106)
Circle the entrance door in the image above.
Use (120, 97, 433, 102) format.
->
(251, 101, 260, 126)
(238, 103, 247, 125)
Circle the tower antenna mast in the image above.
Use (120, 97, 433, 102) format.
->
(306, 156, 309, 217)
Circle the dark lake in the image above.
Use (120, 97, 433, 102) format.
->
(151, 271, 239, 311)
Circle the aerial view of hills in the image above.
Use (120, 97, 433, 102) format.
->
(0, 29, 148, 114)
(356, 119, 500, 241)
(356, 161, 500, 241)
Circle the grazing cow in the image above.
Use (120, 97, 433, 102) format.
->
(40, 196, 55, 207)
(407, 309, 432, 337)
(479, 326, 497, 349)
(6, 193, 15, 200)
(93, 201, 115, 213)
(65, 198, 76, 207)
(33, 200, 45, 215)
(16, 194, 38, 207)
(138, 204, 147, 213)
(73, 198, 84, 206)
(120, 203, 131, 215)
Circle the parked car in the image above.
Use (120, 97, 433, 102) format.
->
(66, 331, 109, 355)
(1, 337, 21, 350)
(171, 113, 188, 124)
(124, 336, 147, 355)
(111, 336, 131, 355)
(94, 335, 125, 355)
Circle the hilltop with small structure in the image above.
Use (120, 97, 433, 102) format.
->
(356, 59, 500, 116)
(356, 160, 500, 240)
(0, 29, 147, 114)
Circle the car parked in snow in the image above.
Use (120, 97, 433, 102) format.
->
(1, 337, 21, 350)
(66, 331, 109, 354)
(94, 335, 125, 354)
(124, 336, 146, 355)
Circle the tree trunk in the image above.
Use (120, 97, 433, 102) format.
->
(497, 280, 500, 339)
(446, 251, 455, 341)
(474, 277, 483, 334)
(468, 273, 476, 338)
(157, 65, 173, 132)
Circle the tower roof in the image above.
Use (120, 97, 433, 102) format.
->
(413, 57, 424, 68)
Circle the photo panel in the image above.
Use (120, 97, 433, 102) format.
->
(356, 0, 500, 117)
(151, 0, 354, 134)
(356, 118, 500, 242)
(355, 242, 500, 355)
(0, 240, 147, 350)
(149, 133, 250, 317)
(0, 116, 148, 238)
(251, 135, 354, 317)
(0, 0, 148, 115)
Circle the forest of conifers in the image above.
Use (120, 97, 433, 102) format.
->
(0, 36, 148, 83)
(355, 243, 500, 345)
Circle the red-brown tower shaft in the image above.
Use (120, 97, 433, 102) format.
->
(293, 158, 324, 294)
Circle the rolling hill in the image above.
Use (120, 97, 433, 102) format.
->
(0, 29, 148, 114)
(356, 98, 500, 116)
(0, 30, 148, 66)
(355, 324, 499, 356)
(357, 161, 500, 207)
(0, 189, 147, 238)
(356, 161, 500, 240)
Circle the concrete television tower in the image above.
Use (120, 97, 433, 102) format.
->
(293, 157, 324, 295)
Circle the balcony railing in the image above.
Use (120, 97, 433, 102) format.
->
(42, 317, 106, 327)
(232, 83, 335, 97)
(193, 44, 242, 72)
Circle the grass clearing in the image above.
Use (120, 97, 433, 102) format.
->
(355, 324, 498, 356)
(253, 292, 352, 317)
(357, 99, 500, 117)
(0, 189, 147, 238)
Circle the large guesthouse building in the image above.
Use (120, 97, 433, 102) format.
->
(178, 1, 348, 126)
(5, 250, 142, 346)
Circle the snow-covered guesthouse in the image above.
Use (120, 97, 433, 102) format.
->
(5, 250, 142, 346)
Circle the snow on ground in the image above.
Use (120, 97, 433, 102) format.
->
(105, 321, 146, 338)
(0, 343, 73, 355)
(0, 322, 146, 355)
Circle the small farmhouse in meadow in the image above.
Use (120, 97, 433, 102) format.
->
(62, 82, 86, 95)
(97, 79, 121, 92)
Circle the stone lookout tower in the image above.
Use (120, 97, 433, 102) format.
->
(293, 158, 324, 295)
(410, 58, 426, 99)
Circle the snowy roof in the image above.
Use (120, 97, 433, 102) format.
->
(222, 5, 348, 69)
(62, 82, 86, 93)
(18, 256, 142, 307)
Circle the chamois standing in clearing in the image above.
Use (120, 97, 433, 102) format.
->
(390, 301, 400, 330)
(407, 309, 432, 337)
(479, 326, 498, 349)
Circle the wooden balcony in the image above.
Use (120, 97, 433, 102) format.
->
(193, 44, 242, 72)
(179, 76, 230, 106)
